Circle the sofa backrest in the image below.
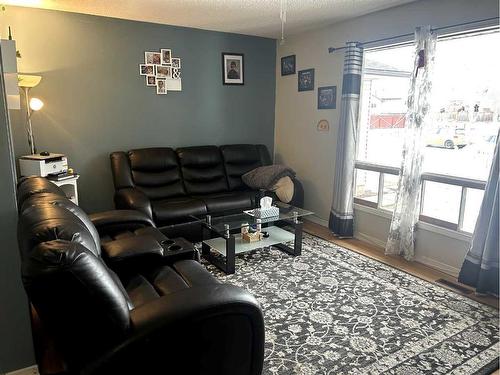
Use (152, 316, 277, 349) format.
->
(111, 148, 186, 200)
(16, 177, 131, 364)
(17, 175, 67, 207)
(176, 146, 229, 195)
(20, 191, 102, 256)
(110, 144, 273, 197)
(220, 144, 272, 191)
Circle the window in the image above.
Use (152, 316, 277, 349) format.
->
(354, 29, 499, 233)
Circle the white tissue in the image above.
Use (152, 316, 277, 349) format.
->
(260, 196, 273, 209)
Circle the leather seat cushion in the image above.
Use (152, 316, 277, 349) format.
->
(151, 197, 207, 225)
(124, 260, 218, 307)
(124, 275, 160, 308)
(173, 260, 220, 286)
(145, 266, 190, 296)
(195, 191, 256, 214)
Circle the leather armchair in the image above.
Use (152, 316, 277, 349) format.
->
(17, 177, 265, 375)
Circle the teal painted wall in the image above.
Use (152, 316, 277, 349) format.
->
(6, 6, 276, 212)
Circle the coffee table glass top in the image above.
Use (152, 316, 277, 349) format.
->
(192, 201, 313, 234)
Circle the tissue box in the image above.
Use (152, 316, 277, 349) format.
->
(242, 232, 263, 243)
(250, 206, 280, 219)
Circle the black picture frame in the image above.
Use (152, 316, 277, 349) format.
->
(281, 55, 296, 76)
(317, 86, 337, 109)
(298, 68, 314, 91)
(222, 52, 244, 85)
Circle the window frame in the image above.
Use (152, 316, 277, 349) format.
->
(354, 161, 487, 235)
(353, 27, 497, 236)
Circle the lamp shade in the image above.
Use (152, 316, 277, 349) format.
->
(29, 97, 43, 111)
(18, 74, 42, 88)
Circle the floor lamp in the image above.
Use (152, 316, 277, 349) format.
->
(18, 74, 43, 155)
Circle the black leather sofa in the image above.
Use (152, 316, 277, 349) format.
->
(110, 144, 304, 228)
(17, 177, 264, 375)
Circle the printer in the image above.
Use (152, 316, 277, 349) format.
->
(19, 153, 68, 177)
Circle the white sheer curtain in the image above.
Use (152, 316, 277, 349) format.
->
(385, 26, 437, 260)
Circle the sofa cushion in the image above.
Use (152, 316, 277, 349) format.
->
(195, 191, 255, 214)
(176, 146, 229, 195)
(173, 260, 221, 286)
(151, 196, 207, 225)
(124, 275, 160, 308)
(129, 148, 185, 200)
(146, 266, 190, 295)
(220, 145, 265, 191)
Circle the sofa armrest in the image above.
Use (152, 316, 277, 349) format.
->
(130, 284, 262, 332)
(81, 284, 265, 375)
(114, 188, 153, 220)
(89, 210, 154, 236)
(290, 177, 304, 208)
(101, 235, 164, 272)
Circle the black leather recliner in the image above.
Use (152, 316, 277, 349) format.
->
(17, 177, 265, 375)
(110, 144, 304, 228)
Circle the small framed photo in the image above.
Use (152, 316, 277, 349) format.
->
(281, 55, 296, 76)
(146, 75, 156, 86)
(298, 69, 314, 91)
(171, 57, 181, 69)
(145, 52, 161, 65)
(156, 78, 167, 95)
(139, 64, 155, 76)
(318, 86, 337, 109)
(161, 49, 172, 65)
(222, 53, 244, 85)
(156, 65, 171, 78)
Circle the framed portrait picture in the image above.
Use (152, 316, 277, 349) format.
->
(318, 86, 337, 109)
(139, 64, 155, 76)
(146, 75, 156, 86)
(222, 53, 244, 85)
(145, 52, 161, 65)
(161, 49, 172, 65)
(156, 78, 167, 95)
(298, 69, 314, 91)
(281, 55, 296, 76)
(156, 65, 171, 79)
(171, 58, 181, 69)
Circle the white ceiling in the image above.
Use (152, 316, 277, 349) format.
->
(5, 0, 419, 38)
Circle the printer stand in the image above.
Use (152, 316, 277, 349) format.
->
(49, 175, 80, 205)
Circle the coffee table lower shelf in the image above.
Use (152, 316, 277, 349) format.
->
(203, 226, 294, 257)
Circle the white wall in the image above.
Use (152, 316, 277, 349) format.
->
(274, 0, 499, 275)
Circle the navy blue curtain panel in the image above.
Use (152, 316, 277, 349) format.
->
(458, 131, 499, 296)
(329, 42, 363, 238)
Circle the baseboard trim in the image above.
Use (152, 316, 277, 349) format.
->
(306, 215, 329, 227)
(414, 254, 460, 278)
(5, 365, 39, 375)
(354, 232, 460, 278)
(354, 232, 386, 249)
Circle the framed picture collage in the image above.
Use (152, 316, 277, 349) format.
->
(139, 49, 182, 95)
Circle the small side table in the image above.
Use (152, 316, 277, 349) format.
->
(49, 175, 80, 205)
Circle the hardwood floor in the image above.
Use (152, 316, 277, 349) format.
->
(302, 220, 499, 309)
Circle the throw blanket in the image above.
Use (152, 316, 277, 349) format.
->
(242, 165, 296, 190)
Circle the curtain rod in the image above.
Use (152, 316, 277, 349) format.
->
(328, 17, 499, 53)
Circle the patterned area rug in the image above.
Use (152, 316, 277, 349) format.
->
(204, 233, 499, 375)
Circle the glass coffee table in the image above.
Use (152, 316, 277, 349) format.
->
(193, 202, 313, 274)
